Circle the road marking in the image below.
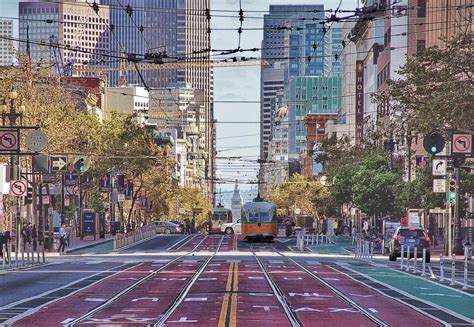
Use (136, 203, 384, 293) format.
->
(249, 293, 273, 297)
(131, 297, 160, 302)
(247, 276, 264, 280)
(252, 305, 279, 312)
(198, 277, 218, 281)
(368, 308, 378, 313)
(185, 297, 208, 302)
(168, 317, 198, 323)
(294, 307, 323, 312)
(349, 294, 373, 298)
(61, 318, 74, 324)
(84, 298, 107, 302)
(328, 307, 359, 313)
(289, 292, 333, 298)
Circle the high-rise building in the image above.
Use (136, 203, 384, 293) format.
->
(290, 76, 341, 155)
(260, 5, 325, 162)
(0, 19, 14, 66)
(18, 0, 110, 74)
(426, 0, 473, 48)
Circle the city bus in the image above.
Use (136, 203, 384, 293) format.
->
(208, 205, 232, 234)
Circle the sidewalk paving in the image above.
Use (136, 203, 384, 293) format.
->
(308, 235, 354, 255)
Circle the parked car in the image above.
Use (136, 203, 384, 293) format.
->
(169, 220, 185, 233)
(149, 221, 182, 234)
(220, 219, 241, 235)
(389, 226, 431, 262)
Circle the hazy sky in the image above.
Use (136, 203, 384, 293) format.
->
(1, 0, 357, 205)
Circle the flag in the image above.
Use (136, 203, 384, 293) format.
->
(26, 24, 33, 84)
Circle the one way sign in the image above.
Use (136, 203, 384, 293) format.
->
(432, 159, 447, 176)
(50, 156, 68, 172)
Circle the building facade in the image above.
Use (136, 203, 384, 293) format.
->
(0, 19, 14, 66)
(19, 0, 110, 75)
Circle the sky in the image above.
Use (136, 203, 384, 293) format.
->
(1, 0, 357, 206)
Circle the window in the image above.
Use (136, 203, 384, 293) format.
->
(417, 40, 426, 52)
(417, 0, 426, 17)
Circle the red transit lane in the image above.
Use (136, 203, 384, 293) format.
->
(164, 260, 231, 325)
(76, 260, 206, 326)
(218, 234, 237, 252)
(236, 260, 292, 327)
(194, 235, 223, 252)
(175, 234, 206, 251)
(307, 264, 441, 327)
(261, 259, 377, 327)
(12, 263, 153, 326)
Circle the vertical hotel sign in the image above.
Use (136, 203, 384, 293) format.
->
(355, 60, 364, 145)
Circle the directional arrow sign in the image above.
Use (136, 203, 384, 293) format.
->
(50, 156, 68, 172)
(432, 159, 447, 176)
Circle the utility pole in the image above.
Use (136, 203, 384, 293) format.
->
(453, 167, 463, 254)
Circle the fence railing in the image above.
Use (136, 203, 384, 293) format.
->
(354, 238, 374, 261)
(296, 230, 333, 251)
(398, 244, 472, 290)
(2, 240, 46, 270)
(113, 226, 156, 251)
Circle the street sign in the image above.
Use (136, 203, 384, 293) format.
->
(0, 129, 19, 152)
(42, 173, 56, 184)
(432, 159, 447, 176)
(452, 134, 472, 155)
(10, 180, 27, 197)
(100, 174, 111, 192)
(25, 130, 48, 152)
(433, 179, 446, 193)
(32, 155, 49, 173)
(50, 156, 68, 172)
(118, 193, 125, 202)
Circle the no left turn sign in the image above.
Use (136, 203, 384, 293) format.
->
(0, 130, 19, 151)
(452, 134, 472, 154)
(10, 180, 28, 197)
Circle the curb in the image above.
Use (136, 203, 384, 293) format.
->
(114, 234, 160, 252)
(65, 238, 114, 254)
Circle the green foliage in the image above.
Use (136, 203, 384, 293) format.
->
(374, 32, 474, 135)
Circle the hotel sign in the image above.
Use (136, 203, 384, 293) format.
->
(355, 60, 364, 145)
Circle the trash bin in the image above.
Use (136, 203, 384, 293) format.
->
(464, 242, 472, 260)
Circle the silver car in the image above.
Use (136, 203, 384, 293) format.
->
(149, 221, 182, 234)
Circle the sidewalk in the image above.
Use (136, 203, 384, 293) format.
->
(64, 235, 114, 254)
(308, 235, 353, 255)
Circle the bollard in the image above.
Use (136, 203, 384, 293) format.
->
(400, 245, 405, 270)
(463, 246, 469, 290)
(405, 246, 411, 272)
(370, 241, 374, 261)
(439, 255, 445, 282)
(450, 254, 456, 286)
(421, 248, 427, 277)
(413, 247, 418, 273)
(2, 244, 5, 269)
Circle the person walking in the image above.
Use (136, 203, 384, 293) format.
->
(58, 224, 67, 254)
(32, 224, 38, 252)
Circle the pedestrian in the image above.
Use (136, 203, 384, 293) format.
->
(58, 224, 67, 254)
(185, 219, 191, 235)
(0, 231, 11, 262)
(21, 223, 28, 247)
(66, 225, 72, 247)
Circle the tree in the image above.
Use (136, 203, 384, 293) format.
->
(374, 32, 473, 135)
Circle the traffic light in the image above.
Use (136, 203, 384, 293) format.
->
(73, 157, 91, 173)
(448, 178, 456, 204)
(24, 186, 33, 204)
(423, 131, 445, 155)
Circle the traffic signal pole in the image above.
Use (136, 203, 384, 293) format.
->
(453, 167, 463, 255)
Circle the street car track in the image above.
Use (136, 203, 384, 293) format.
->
(259, 243, 388, 327)
(65, 235, 215, 326)
(154, 235, 226, 326)
(250, 244, 302, 327)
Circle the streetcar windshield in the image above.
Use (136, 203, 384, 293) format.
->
(211, 214, 228, 221)
(247, 212, 272, 223)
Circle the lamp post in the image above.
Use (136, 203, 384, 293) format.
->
(2, 91, 24, 266)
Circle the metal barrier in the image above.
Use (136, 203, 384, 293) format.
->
(354, 238, 373, 261)
(298, 231, 332, 251)
(113, 226, 156, 251)
(439, 255, 445, 282)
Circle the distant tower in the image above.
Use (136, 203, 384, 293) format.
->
(231, 180, 243, 223)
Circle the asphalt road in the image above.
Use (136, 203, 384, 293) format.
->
(1, 234, 473, 326)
